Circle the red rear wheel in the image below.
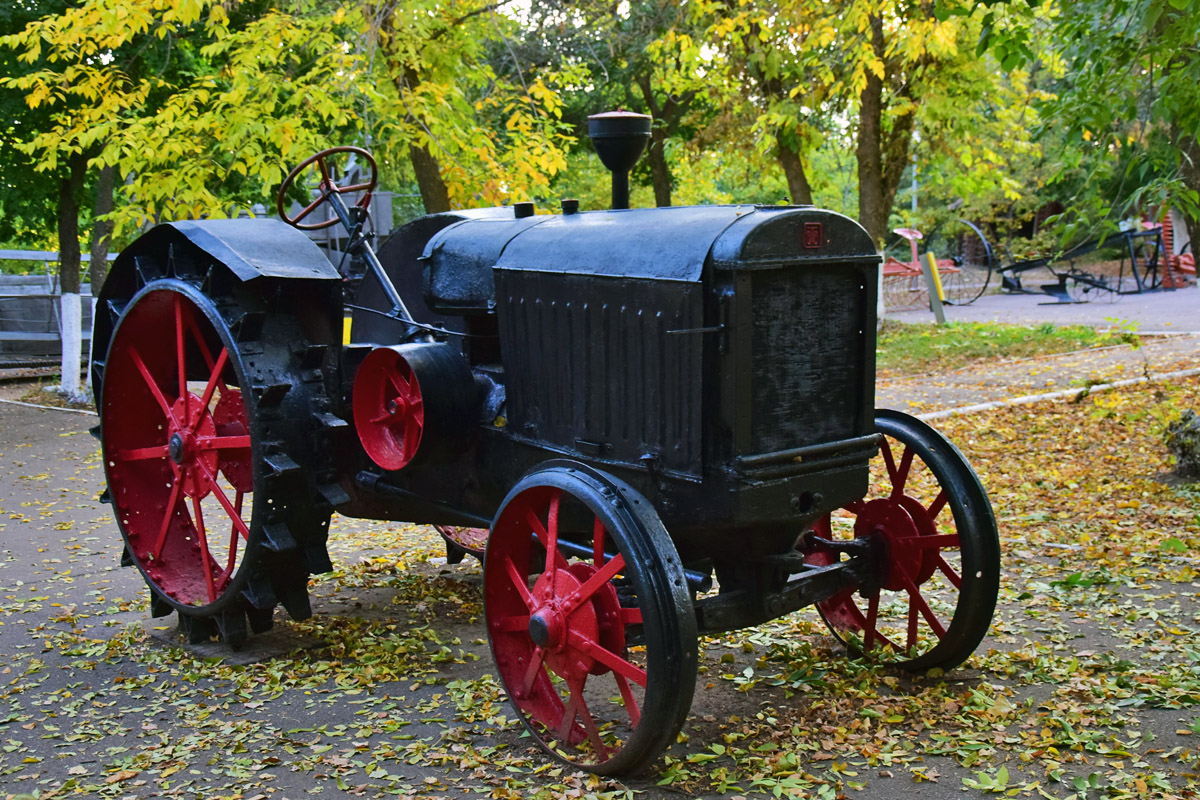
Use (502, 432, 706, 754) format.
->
(97, 275, 338, 647)
(484, 463, 696, 775)
(102, 288, 254, 610)
(803, 410, 1000, 671)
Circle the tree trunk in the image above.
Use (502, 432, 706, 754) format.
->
(89, 162, 115, 296)
(402, 67, 451, 214)
(57, 150, 87, 399)
(410, 142, 451, 213)
(57, 151, 86, 294)
(856, 13, 887, 246)
(1177, 131, 1200, 245)
(776, 133, 813, 205)
(84, 162, 115, 395)
(648, 126, 672, 207)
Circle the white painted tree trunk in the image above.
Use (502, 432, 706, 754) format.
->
(84, 295, 97, 396)
(59, 291, 84, 401)
(876, 255, 886, 327)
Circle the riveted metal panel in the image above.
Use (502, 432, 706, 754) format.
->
(497, 271, 703, 474)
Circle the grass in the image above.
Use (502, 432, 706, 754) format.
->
(875, 319, 1139, 378)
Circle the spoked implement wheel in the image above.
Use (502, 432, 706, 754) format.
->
(98, 274, 340, 647)
(803, 410, 1000, 671)
(927, 219, 996, 306)
(484, 462, 697, 776)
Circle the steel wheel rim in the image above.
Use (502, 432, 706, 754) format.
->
(101, 284, 257, 611)
(805, 414, 998, 669)
(934, 219, 994, 306)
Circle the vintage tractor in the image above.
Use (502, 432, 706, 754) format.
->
(91, 112, 1000, 776)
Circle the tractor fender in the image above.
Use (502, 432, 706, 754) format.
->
(110, 218, 341, 284)
(92, 218, 343, 401)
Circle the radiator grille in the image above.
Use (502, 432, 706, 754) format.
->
(749, 267, 868, 453)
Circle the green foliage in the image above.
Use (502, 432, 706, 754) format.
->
(0, 0, 574, 239)
(0, 0, 1195, 265)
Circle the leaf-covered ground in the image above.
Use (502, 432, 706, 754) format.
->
(1, 374, 1199, 799)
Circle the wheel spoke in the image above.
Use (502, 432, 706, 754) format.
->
(194, 347, 230, 419)
(403, 416, 421, 458)
(896, 533, 960, 550)
(129, 346, 177, 425)
(226, 491, 244, 575)
(292, 191, 329, 224)
(195, 434, 252, 452)
(891, 446, 915, 496)
(195, 460, 252, 542)
(543, 492, 561, 577)
(568, 629, 648, 687)
(927, 490, 949, 520)
(387, 372, 414, 404)
(561, 554, 626, 617)
(880, 438, 898, 488)
(593, 517, 606, 565)
(520, 646, 548, 698)
(190, 494, 219, 604)
(935, 554, 963, 588)
(114, 444, 169, 461)
(523, 504, 550, 551)
(503, 556, 535, 610)
(174, 295, 188, 417)
(561, 677, 607, 757)
(903, 577, 947, 639)
(907, 592, 920, 652)
(151, 476, 186, 561)
(182, 307, 218, 373)
(492, 613, 531, 633)
(863, 591, 880, 650)
(614, 673, 642, 728)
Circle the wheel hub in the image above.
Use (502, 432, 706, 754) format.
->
(168, 394, 219, 498)
(528, 614, 553, 648)
(529, 569, 598, 678)
(855, 499, 923, 592)
(168, 432, 186, 464)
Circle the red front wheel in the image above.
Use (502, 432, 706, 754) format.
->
(484, 462, 697, 775)
(803, 410, 1000, 671)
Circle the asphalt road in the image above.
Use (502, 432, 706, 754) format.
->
(888, 283, 1199, 334)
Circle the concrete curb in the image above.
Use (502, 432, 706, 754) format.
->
(916, 367, 1200, 421)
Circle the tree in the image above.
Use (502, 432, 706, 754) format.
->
(363, 0, 572, 213)
(1029, 0, 1200, 241)
(0, 0, 66, 251)
(700, 0, 839, 205)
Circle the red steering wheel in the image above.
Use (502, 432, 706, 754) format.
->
(277, 146, 378, 231)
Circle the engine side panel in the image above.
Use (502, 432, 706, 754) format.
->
(496, 271, 704, 475)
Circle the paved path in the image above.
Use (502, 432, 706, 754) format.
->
(888, 283, 1199, 334)
(878, 333, 1200, 414)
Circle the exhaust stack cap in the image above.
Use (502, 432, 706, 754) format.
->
(587, 111, 651, 210)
